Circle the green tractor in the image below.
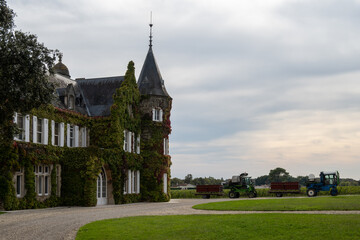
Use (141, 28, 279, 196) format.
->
(227, 173, 257, 198)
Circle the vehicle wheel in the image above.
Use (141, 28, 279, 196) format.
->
(276, 193, 283, 197)
(307, 189, 316, 197)
(248, 192, 256, 198)
(202, 195, 210, 199)
(330, 188, 338, 196)
(235, 192, 240, 198)
(229, 191, 236, 198)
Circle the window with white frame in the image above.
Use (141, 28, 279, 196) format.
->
(33, 117, 48, 144)
(123, 130, 129, 151)
(15, 114, 25, 140)
(123, 170, 140, 194)
(37, 118, 43, 144)
(163, 138, 169, 155)
(52, 121, 65, 147)
(14, 168, 24, 198)
(152, 108, 163, 122)
(14, 113, 30, 142)
(66, 124, 79, 147)
(54, 122, 59, 146)
(34, 165, 51, 196)
(123, 130, 136, 153)
(69, 126, 74, 147)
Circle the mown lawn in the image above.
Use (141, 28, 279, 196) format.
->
(76, 214, 360, 240)
(193, 195, 360, 211)
(171, 186, 360, 199)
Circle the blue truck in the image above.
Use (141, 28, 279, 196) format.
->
(306, 171, 339, 197)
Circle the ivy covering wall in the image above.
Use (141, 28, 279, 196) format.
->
(0, 61, 172, 210)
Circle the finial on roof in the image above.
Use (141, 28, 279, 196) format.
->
(58, 53, 63, 63)
(149, 11, 153, 48)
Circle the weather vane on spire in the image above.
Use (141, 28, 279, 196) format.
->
(149, 11, 153, 48)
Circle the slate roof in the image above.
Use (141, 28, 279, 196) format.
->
(76, 76, 124, 117)
(138, 47, 170, 98)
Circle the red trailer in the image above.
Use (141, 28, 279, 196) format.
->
(195, 185, 224, 199)
(269, 182, 301, 197)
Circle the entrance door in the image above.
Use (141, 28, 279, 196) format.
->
(97, 168, 107, 205)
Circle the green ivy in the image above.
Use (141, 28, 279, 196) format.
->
(0, 61, 172, 210)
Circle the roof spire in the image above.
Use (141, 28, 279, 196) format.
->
(149, 11, 153, 48)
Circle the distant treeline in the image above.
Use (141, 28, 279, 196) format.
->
(172, 168, 360, 187)
(171, 174, 224, 186)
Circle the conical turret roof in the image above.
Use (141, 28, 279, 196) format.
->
(138, 47, 170, 98)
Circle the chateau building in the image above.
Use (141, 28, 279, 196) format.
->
(2, 26, 172, 210)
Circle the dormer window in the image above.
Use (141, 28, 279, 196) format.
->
(68, 95, 75, 109)
(152, 108, 163, 122)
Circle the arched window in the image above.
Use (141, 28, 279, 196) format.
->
(97, 167, 107, 205)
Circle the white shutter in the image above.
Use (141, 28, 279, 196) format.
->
(159, 109, 163, 122)
(33, 116, 38, 143)
(81, 127, 87, 147)
(66, 124, 70, 147)
(74, 126, 79, 147)
(136, 134, 140, 154)
(152, 108, 155, 121)
(13, 112, 17, 124)
(13, 113, 18, 141)
(59, 123, 64, 147)
(131, 171, 135, 193)
(128, 170, 132, 194)
(25, 115, 30, 142)
(131, 132, 135, 152)
(167, 138, 170, 155)
(163, 173, 168, 194)
(137, 170, 140, 193)
(51, 120, 55, 145)
(43, 119, 48, 145)
(123, 130, 127, 151)
(127, 131, 131, 152)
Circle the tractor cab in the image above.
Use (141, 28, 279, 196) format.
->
(320, 171, 339, 185)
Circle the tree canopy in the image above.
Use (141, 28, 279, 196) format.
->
(268, 167, 290, 182)
(0, 0, 57, 142)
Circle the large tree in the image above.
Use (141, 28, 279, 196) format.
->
(268, 167, 291, 183)
(0, 0, 57, 142)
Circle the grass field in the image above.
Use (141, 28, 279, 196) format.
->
(76, 214, 360, 240)
(171, 186, 360, 199)
(0, 212, 4, 215)
(193, 195, 360, 211)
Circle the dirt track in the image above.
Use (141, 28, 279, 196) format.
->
(1, 198, 360, 240)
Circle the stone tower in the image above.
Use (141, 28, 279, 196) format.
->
(138, 23, 172, 201)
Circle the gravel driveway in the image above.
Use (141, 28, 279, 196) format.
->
(1, 198, 360, 240)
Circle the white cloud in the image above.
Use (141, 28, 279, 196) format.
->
(8, 0, 360, 179)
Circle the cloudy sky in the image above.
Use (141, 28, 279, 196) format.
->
(9, 0, 360, 179)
